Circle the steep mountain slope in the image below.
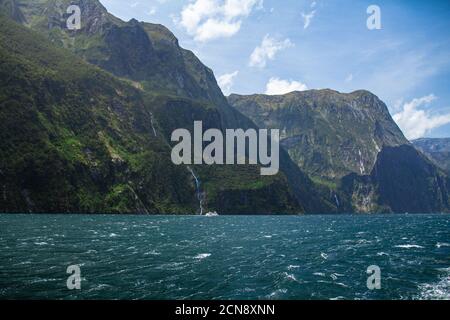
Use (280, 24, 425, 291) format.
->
(0, 15, 197, 213)
(1, 0, 232, 114)
(0, 2, 330, 214)
(228, 91, 450, 213)
(229, 90, 407, 181)
(413, 138, 450, 173)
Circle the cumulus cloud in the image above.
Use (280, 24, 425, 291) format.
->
(265, 77, 308, 95)
(249, 35, 293, 68)
(217, 71, 239, 95)
(393, 94, 450, 140)
(178, 0, 263, 42)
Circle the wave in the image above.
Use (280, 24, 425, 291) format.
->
(415, 269, 450, 300)
(313, 272, 326, 277)
(283, 272, 298, 282)
(144, 250, 161, 256)
(287, 265, 300, 271)
(34, 242, 48, 246)
(194, 253, 211, 260)
(394, 244, 424, 249)
(267, 289, 288, 299)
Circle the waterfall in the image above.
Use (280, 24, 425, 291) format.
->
(128, 184, 150, 214)
(334, 194, 340, 207)
(149, 112, 157, 137)
(187, 167, 204, 215)
(358, 149, 366, 175)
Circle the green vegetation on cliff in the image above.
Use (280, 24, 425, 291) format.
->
(0, 3, 317, 214)
(228, 91, 450, 213)
(0, 15, 198, 213)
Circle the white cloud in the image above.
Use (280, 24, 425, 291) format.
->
(345, 73, 353, 82)
(178, 0, 263, 42)
(265, 77, 308, 95)
(249, 35, 293, 68)
(218, 71, 239, 95)
(393, 94, 450, 140)
(391, 98, 404, 113)
(301, 10, 316, 29)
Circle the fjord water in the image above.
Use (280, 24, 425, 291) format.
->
(0, 214, 449, 300)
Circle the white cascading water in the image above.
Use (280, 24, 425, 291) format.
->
(334, 194, 340, 207)
(149, 112, 157, 137)
(187, 167, 204, 215)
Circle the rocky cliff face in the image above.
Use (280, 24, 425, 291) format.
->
(413, 138, 450, 174)
(228, 90, 408, 181)
(2, 0, 448, 214)
(342, 145, 450, 213)
(228, 91, 450, 213)
(0, 1, 328, 214)
(0, 15, 198, 213)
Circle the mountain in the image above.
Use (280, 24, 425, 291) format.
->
(0, 1, 329, 214)
(228, 91, 450, 213)
(0, 14, 199, 214)
(2, 0, 448, 214)
(413, 138, 450, 173)
(229, 90, 407, 181)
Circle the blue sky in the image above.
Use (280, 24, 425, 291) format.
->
(99, 0, 450, 140)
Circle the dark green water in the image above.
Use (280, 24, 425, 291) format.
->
(0, 214, 449, 300)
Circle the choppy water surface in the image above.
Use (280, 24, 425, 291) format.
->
(0, 214, 449, 300)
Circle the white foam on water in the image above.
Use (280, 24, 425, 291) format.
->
(287, 265, 300, 271)
(321, 252, 328, 260)
(313, 272, 326, 277)
(330, 296, 345, 300)
(336, 282, 349, 288)
(194, 253, 211, 260)
(283, 272, 298, 282)
(34, 242, 48, 246)
(436, 242, 450, 248)
(238, 287, 256, 293)
(144, 250, 161, 256)
(415, 268, 450, 300)
(394, 244, 424, 249)
(267, 289, 288, 299)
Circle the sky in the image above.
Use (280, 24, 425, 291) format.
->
(99, 0, 450, 140)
